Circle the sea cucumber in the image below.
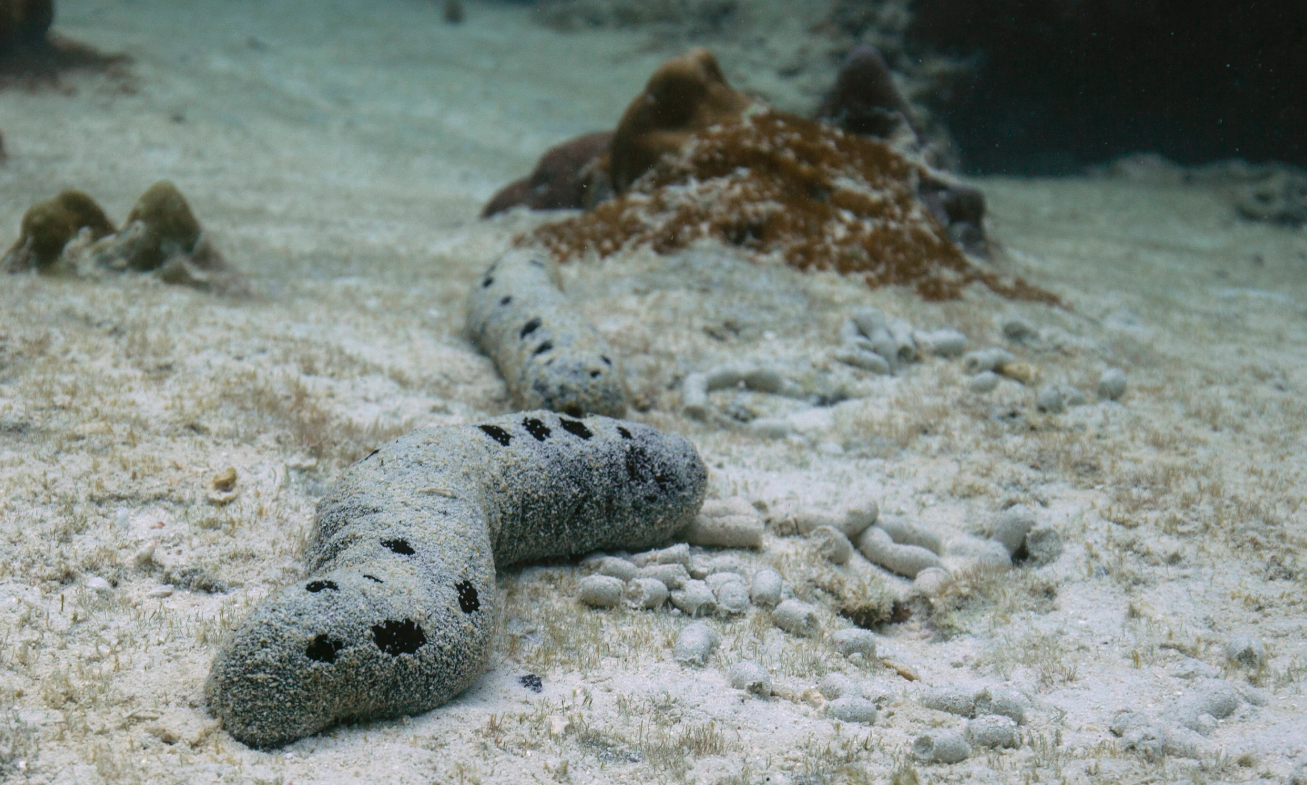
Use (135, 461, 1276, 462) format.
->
(467, 249, 627, 417)
(206, 411, 707, 748)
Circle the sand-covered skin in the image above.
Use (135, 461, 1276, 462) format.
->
(1, 1, 1306, 784)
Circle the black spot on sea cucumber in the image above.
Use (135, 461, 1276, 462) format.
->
(382, 538, 415, 555)
(559, 418, 592, 440)
(306, 634, 344, 663)
(625, 446, 646, 483)
(590, 370, 601, 378)
(363, 574, 383, 583)
(523, 417, 551, 441)
(456, 580, 480, 613)
(617, 426, 632, 440)
(532, 341, 553, 356)
(481, 276, 494, 288)
(479, 424, 512, 446)
(529, 259, 544, 268)
(364, 448, 380, 461)
(601, 355, 612, 366)
(372, 619, 427, 656)
(520, 318, 541, 339)
(519, 674, 543, 693)
(306, 580, 338, 593)
(499, 296, 512, 306)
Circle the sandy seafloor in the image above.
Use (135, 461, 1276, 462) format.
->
(1, 1, 1306, 783)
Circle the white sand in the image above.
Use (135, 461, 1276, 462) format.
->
(1, 1, 1305, 783)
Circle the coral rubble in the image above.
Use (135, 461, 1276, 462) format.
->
(527, 108, 1053, 302)
(3, 181, 244, 293)
(608, 47, 751, 193)
(2, 188, 115, 270)
(482, 131, 614, 216)
(815, 44, 916, 141)
(0, 0, 130, 90)
(0, 0, 52, 52)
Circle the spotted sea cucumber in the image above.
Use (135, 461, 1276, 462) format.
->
(467, 249, 627, 417)
(206, 411, 706, 748)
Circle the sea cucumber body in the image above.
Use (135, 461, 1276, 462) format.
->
(207, 412, 706, 748)
(468, 250, 627, 417)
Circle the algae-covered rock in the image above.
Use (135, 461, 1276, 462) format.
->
(0, 0, 54, 53)
(608, 47, 751, 193)
(2, 189, 114, 271)
(482, 131, 613, 216)
(119, 180, 203, 269)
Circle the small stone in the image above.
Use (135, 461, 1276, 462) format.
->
(1098, 367, 1127, 401)
(673, 622, 719, 666)
(1023, 524, 1064, 565)
(86, 576, 112, 593)
(809, 525, 853, 565)
(631, 543, 690, 567)
(968, 371, 1000, 393)
(912, 728, 971, 764)
(212, 467, 238, 492)
(962, 348, 1015, 375)
(132, 541, 157, 569)
(991, 505, 1036, 556)
(208, 467, 239, 506)
(919, 685, 974, 717)
(836, 346, 892, 375)
(729, 661, 771, 696)
(943, 535, 1011, 569)
(911, 566, 951, 597)
(1168, 657, 1221, 680)
(577, 575, 624, 608)
(707, 554, 749, 577)
(818, 673, 858, 700)
(1225, 632, 1267, 669)
(831, 628, 877, 659)
(1001, 316, 1037, 343)
(591, 556, 638, 582)
(147, 587, 173, 598)
(966, 715, 1019, 749)
(1036, 384, 1065, 413)
(712, 579, 751, 615)
(773, 599, 819, 637)
(1062, 386, 1087, 407)
(827, 695, 878, 723)
(624, 577, 669, 609)
(700, 497, 756, 518)
(857, 526, 943, 578)
(680, 508, 764, 548)
(750, 568, 784, 608)
(749, 418, 792, 439)
(998, 361, 1038, 385)
(973, 687, 1028, 725)
(670, 580, 717, 616)
(704, 572, 743, 591)
(916, 328, 968, 358)
(1168, 679, 1240, 734)
(1240, 685, 1269, 706)
(638, 563, 690, 590)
